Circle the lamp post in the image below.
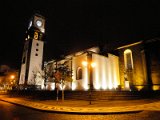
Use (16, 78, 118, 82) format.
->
(88, 53, 93, 105)
(82, 52, 96, 105)
(10, 75, 15, 89)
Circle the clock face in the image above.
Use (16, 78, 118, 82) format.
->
(36, 20, 42, 27)
(28, 21, 32, 29)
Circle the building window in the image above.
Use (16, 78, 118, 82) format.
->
(35, 53, 38, 56)
(36, 43, 39, 46)
(36, 49, 39, 51)
(76, 67, 82, 80)
(124, 49, 134, 70)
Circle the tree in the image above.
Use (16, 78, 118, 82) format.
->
(32, 63, 55, 90)
(53, 61, 72, 101)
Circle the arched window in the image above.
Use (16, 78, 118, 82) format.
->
(124, 49, 134, 70)
(76, 67, 82, 80)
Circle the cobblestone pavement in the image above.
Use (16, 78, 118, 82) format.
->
(0, 95, 160, 114)
(1, 100, 160, 120)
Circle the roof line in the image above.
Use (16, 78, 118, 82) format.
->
(116, 41, 143, 50)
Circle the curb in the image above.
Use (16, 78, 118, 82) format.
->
(0, 98, 143, 114)
(0, 99, 143, 115)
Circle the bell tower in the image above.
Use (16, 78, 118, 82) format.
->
(19, 14, 45, 89)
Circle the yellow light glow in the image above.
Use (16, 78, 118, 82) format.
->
(83, 66, 89, 90)
(136, 86, 144, 91)
(108, 83, 113, 89)
(91, 62, 96, 68)
(108, 59, 113, 89)
(10, 75, 15, 79)
(82, 61, 88, 67)
(60, 84, 66, 90)
(102, 82, 107, 89)
(113, 58, 118, 89)
(124, 81, 130, 90)
(72, 83, 76, 90)
(102, 57, 107, 90)
(51, 83, 55, 90)
(153, 86, 160, 91)
(84, 85, 89, 90)
(115, 55, 120, 87)
(113, 78, 118, 89)
(80, 53, 121, 91)
(94, 60, 100, 90)
(94, 84, 100, 90)
(92, 54, 100, 90)
(124, 49, 134, 70)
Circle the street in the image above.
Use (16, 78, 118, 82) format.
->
(1, 101, 160, 120)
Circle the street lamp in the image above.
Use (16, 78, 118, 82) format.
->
(82, 52, 96, 105)
(10, 75, 15, 89)
(10, 75, 15, 80)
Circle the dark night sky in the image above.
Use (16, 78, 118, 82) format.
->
(1, 0, 160, 69)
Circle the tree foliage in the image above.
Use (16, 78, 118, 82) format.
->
(53, 61, 72, 101)
(54, 61, 72, 84)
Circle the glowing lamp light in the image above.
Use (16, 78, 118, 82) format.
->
(82, 61, 88, 67)
(82, 61, 96, 67)
(10, 75, 15, 79)
(91, 62, 96, 68)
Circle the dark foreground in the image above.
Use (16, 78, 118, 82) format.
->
(1, 101, 160, 120)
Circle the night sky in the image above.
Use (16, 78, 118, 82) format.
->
(1, 0, 160, 69)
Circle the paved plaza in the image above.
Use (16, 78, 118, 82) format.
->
(0, 95, 160, 114)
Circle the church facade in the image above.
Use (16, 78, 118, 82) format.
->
(45, 38, 160, 91)
(45, 47, 120, 91)
(18, 14, 160, 91)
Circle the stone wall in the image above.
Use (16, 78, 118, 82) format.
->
(117, 43, 147, 90)
(145, 40, 160, 90)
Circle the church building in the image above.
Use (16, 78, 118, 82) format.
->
(19, 14, 160, 91)
(45, 39, 160, 91)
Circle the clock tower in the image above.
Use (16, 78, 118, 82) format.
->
(19, 14, 45, 89)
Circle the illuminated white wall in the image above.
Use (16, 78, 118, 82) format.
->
(72, 53, 89, 90)
(70, 52, 120, 91)
(27, 40, 44, 85)
(92, 53, 120, 90)
(19, 39, 44, 87)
